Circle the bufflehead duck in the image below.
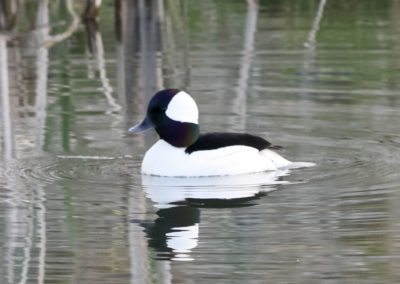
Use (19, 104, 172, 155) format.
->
(129, 89, 314, 176)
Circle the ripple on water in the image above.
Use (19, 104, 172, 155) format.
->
(304, 136, 400, 191)
(0, 155, 139, 187)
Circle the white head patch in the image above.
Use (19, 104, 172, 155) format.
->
(165, 91, 199, 124)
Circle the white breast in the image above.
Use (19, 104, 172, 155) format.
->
(141, 140, 296, 177)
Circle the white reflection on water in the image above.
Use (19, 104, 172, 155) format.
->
(142, 170, 289, 208)
(167, 224, 199, 261)
(33, 0, 49, 154)
(0, 34, 13, 161)
(233, 0, 258, 131)
(85, 21, 122, 114)
(140, 170, 290, 262)
(304, 0, 327, 49)
(1, 1, 50, 283)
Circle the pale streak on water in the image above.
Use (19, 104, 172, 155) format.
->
(1, 0, 400, 283)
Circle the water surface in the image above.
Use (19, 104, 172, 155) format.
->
(1, 0, 400, 283)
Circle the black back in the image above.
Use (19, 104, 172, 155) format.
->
(185, 132, 281, 154)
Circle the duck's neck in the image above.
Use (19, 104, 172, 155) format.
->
(156, 121, 200, 148)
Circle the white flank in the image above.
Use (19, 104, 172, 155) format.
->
(141, 140, 315, 177)
(165, 91, 199, 124)
(142, 140, 272, 176)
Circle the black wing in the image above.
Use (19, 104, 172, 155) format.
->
(185, 132, 281, 154)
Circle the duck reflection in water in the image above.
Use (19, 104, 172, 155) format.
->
(141, 206, 200, 261)
(138, 171, 289, 261)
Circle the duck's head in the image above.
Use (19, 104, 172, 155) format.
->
(129, 89, 200, 147)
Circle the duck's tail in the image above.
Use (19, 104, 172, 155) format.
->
(261, 149, 316, 170)
(286, 161, 316, 169)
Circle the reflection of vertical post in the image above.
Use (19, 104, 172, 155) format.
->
(123, 1, 173, 282)
(5, 197, 18, 284)
(162, 1, 188, 89)
(35, 185, 47, 284)
(34, 0, 49, 152)
(34, 1, 49, 282)
(299, 0, 327, 116)
(85, 20, 122, 113)
(115, 0, 127, 116)
(118, 0, 145, 138)
(389, 0, 400, 254)
(0, 8, 17, 282)
(0, 0, 15, 159)
(0, 0, 17, 31)
(122, 0, 163, 143)
(138, 0, 162, 100)
(115, 0, 122, 42)
(304, 0, 327, 51)
(0, 34, 14, 161)
(233, 0, 258, 131)
(301, 0, 327, 88)
(19, 202, 34, 284)
(94, 26, 122, 113)
(128, 188, 151, 284)
(121, 2, 152, 283)
(392, 184, 400, 279)
(139, 0, 148, 96)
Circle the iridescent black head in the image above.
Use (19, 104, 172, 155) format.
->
(129, 89, 200, 147)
